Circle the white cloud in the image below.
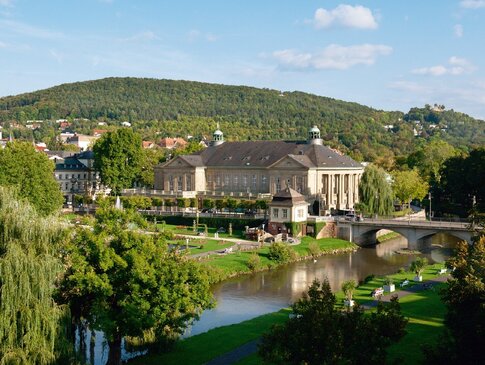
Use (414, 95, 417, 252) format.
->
(0, 20, 64, 39)
(412, 57, 475, 76)
(313, 5, 378, 30)
(0, 0, 13, 7)
(187, 29, 219, 42)
(460, 0, 485, 8)
(454, 24, 463, 38)
(49, 49, 64, 64)
(273, 44, 392, 70)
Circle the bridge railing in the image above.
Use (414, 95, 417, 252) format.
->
(360, 215, 469, 223)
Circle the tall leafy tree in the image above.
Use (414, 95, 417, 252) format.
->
(407, 139, 457, 183)
(0, 141, 63, 215)
(436, 148, 485, 217)
(0, 187, 68, 364)
(139, 148, 166, 187)
(259, 279, 407, 365)
(93, 128, 143, 195)
(392, 169, 429, 209)
(358, 164, 394, 216)
(58, 206, 214, 365)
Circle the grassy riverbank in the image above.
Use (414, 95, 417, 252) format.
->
(376, 231, 401, 243)
(129, 264, 448, 365)
(201, 238, 357, 282)
(129, 308, 292, 365)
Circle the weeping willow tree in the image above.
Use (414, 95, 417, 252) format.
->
(0, 187, 69, 364)
(358, 164, 394, 216)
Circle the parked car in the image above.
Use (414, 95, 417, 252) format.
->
(201, 208, 215, 213)
(217, 227, 226, 233)
(345, 213, 357, 221)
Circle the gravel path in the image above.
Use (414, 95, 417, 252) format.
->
(203, 275, 450, 365)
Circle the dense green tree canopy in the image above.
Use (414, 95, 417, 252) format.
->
(434, 147, 485, 217)
(392, 169, 429, 209)
(1, 78, 483, 163)
(406, 138, 457, 183)
(259, 279, 407, 365)
(426, 238, 485, 364)
(93, 128, 143, 195)
(0, 141, 63, 215)
(58, 206, 214, 364)
(139, 148, 166, 187)
(358, 164, 394, 216)
(0, 187, 68, 364)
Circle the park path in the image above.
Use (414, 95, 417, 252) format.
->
(202, 275, 450, 365)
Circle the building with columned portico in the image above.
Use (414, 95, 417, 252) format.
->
(153, 126, 364, 215)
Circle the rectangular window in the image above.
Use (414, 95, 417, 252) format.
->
(261, 175, 268, 186)
(59, 174, 62, 180)
(224, 175, 230, 187)
(242, 175, 248, 187)
(272, 208, 279, 218)
(186, 175, 192, 190)
(298, 209, 304, 218)
(282, 209, 288, 219)
(169, 176, 174, 191)
(276, 177, 281, 193)
(234, 175, 238, 187)
(216, 175, 221, 187)
(78, 174, 81, 179)
(177, 176, 183, 191)
(252, 175, 257, 189)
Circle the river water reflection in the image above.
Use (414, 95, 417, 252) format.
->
(186, 234, 459, 337)
(85, 234, 460, 363)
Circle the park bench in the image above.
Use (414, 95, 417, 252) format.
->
(400, 279, 410, 287)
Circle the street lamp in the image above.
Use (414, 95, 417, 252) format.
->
(428, 192, 432, 221)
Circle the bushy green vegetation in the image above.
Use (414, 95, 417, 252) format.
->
(1, 78, 483, 162)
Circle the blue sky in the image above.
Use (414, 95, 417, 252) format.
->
(1, 0, 485, 118)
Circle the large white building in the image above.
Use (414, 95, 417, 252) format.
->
(154, 126, 364, 215)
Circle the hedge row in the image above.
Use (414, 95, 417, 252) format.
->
(143, 215, 265, 231)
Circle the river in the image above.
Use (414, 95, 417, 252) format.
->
(83, 233, 460, 364)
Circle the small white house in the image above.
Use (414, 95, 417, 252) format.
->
(267, 188, 309, 236)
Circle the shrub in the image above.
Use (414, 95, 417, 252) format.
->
(364, 274, 375, 283)
(268, 242, 293, 263)
(247, 253, 261, 271)
(308, 242, 321, 258)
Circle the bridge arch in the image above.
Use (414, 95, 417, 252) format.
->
(416, 230, 472, 245)
(351, 226, 410, 247)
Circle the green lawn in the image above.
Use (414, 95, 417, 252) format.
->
(200, 237, 357, 280)
(129, 278, 448, 365)
(157, 223, 245, 239)
(335, 263, 447, 305)
(129, 308, 291, 365)
(386, 283, 446, 364)
(179, 239, 234, 254)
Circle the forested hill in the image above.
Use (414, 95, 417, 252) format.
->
(0, 77, 483, 161)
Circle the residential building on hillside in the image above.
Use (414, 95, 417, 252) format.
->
(153, 126, 364, 215)
(67, 134, 99, 151)
(159, 137, 187, 150)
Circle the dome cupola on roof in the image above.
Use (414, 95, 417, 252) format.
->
(212, 123, 224, 146)
(308, 125, 323, 145)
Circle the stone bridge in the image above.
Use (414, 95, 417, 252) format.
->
(337, 218, 473, 250)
